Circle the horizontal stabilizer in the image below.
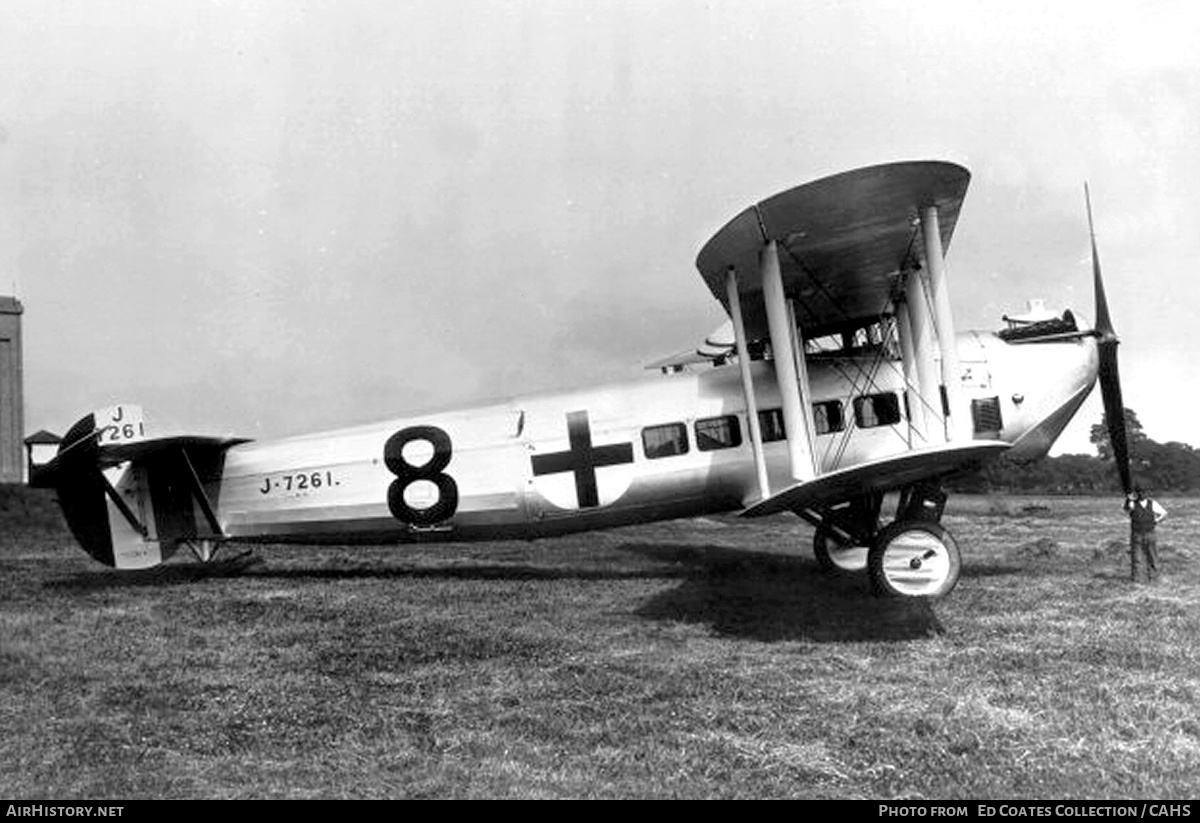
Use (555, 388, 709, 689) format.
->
(36, 434, 248, 484)
(740, 441, 1010, 518)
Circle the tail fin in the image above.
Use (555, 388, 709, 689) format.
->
(36, 405, 245, 569)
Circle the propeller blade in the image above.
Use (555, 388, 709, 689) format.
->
(1098, 342, 1132, 495)
(1087, 183, 1116, 341)
(1086, 183, 1132, 495)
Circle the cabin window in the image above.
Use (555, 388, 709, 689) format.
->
(813, 400, 845, 435)
(757, 408, 786, 442)
(854, 393, 901, 428)
(695, 415, 741, 451)
(642, 423, 689, 459)
(972, 396, 1003, 435)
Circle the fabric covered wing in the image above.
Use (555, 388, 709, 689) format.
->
(696, 161, 970, 341)
(739, 441, 1009, 518)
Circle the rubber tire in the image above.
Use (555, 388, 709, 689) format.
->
(813, 528, 869, 574)
(868, 521, 962, 598)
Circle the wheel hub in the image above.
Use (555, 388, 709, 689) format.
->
(868, 521, 962, 598)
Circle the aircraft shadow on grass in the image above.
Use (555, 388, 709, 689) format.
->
(47, 541, 954, 642)
(621, 542, 947, 642)
(46, 556, 671, 589)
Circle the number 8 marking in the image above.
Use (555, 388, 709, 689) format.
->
(384, 425, 458, 526)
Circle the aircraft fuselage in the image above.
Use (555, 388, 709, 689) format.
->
(196, 331, 1098, 545)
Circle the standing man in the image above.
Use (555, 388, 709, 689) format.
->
(1126, 488, 1167, 583)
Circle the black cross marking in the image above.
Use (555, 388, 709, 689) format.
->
(530, 410, 634, 508)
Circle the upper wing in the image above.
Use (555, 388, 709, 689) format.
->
(696, 161, 970, 341)
(739, 441, 1009, 518)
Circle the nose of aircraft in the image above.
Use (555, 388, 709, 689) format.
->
(975, 185, 1131, 480)
(992, 333, 1099, 460)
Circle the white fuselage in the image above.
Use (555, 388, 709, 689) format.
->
(208, 331, 1099, 544)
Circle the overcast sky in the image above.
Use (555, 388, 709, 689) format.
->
(3, 0, 1197, 455)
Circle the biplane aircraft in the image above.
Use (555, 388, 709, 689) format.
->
(31, 161, 1133, 598)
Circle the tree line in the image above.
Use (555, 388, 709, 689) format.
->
(949, 408, 1200, 495)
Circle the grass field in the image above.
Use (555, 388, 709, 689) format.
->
(1, 487, 1198, 799)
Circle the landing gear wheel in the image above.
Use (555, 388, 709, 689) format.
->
(869, 521, 961, 598)
(813, 529, 869, 574)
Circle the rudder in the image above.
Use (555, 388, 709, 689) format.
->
(35, 405, 240, 569)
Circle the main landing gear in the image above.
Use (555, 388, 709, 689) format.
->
(812, 493, 880, 575)
(809, 482, 962, 598)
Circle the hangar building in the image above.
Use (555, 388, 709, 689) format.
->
(1, 296, 23, 483)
